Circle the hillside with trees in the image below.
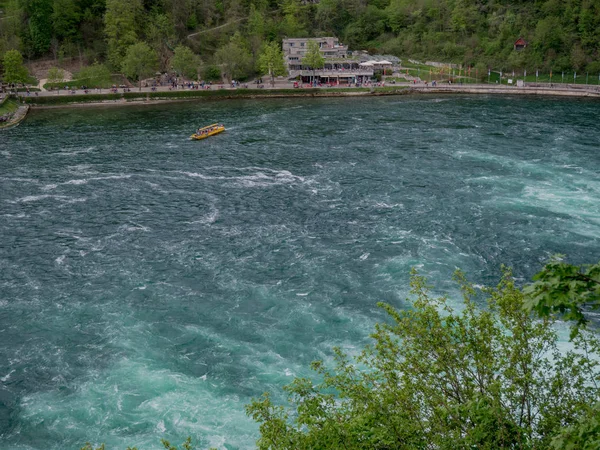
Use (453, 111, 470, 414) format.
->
(1, 0, 600, 82)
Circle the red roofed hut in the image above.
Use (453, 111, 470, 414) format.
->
(514, 38, 527, 51)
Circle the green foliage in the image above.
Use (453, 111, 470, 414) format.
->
(44, 63, 113, 89)
(257, 41, 286, 85)
(23, 93, 123, 104)
(122, 42, 158, 86)
(3, 0, 600, 74)
(2, 49, 29, 83)
(161, 436, 193, 450)
(203, 65, 221, 81)
(550, 402, 600, 450)
(104, 0, 142, 70)
(214, 32, 252, 81)
(21, 0, 53, 56)
(145, 13, 175, 72)
(46, 67, 65, 83)
(301, 40, 324, 71)
(524, 256, 600, 332)
(51, 0, 80, 40)
(247, 269, 600, 449)
(80, 443, 105, 450)
(0, 98, 18, 116)
(171, 45, 201, 79)
(74, 63, 112, 86)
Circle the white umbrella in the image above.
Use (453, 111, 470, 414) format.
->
(378, 60, 392, 65)
(359, 61, 374, 66)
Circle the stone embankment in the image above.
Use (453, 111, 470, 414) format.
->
(408, 84, 600, 98)
(12, 83, 600, 113)
(0, 98, 30, 130)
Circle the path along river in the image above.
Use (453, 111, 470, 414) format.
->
(1, 96, 599, 449)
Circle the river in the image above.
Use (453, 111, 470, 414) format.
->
(1, 95, 599, 449)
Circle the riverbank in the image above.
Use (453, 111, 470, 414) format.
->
(17, 83, 600, 110)
(0, 98, 30, 129)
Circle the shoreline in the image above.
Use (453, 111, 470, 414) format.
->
(18, 84, 600, 110)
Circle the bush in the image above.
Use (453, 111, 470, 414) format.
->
(247, 269, 600, 449)
(203, 65, 221, 82)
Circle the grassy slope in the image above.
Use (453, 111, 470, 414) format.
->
(0, 98, 18, 115)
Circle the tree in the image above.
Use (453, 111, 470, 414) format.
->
(2, 49, 29, 84)
(203, 65, 221, 81)
(214, 32, 252, 82)
(104, 0, 142, 70)
(121, 42, 158, 90)
(279, 0, 309, 37)
(550, 402, 600, 450)
(51, 0, 80, 41)
(171, 45, 201, 80)
(257, 41, 286, 87)
(145, 13, 175, 72)
(247, 269, 600, 449)
(301, 40, 324, 86)
(524, 256, 600, 330)
(21, 0, 53, 56)
(246, 4, 266, 56)
(47, 67, 65, 83)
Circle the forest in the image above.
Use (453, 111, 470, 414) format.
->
(1, 0, 600, 83)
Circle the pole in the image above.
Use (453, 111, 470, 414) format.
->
(586, 72, 588, 85)
(488, 69, 490, 84)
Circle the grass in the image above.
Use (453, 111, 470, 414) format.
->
(44, 79, 115, 90)
(0, 98, 18, 115)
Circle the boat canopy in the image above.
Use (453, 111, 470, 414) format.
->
(198, 123, 218, 131)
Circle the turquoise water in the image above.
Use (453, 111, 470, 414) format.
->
(1, 96, 599, 449)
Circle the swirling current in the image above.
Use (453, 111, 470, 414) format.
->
(1, 95, 599, 449)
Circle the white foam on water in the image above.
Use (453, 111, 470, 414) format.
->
(65, 179, 88, 185)
(374, 202, 404, 209)
(9, 194, 66, 203)
(119, 224, 151, 233)
(58, 147, 95, 156)
(1, 370, 15, 382)
(18, 357, 258, 449)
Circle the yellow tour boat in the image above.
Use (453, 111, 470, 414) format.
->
(190, 123, 225, 140)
